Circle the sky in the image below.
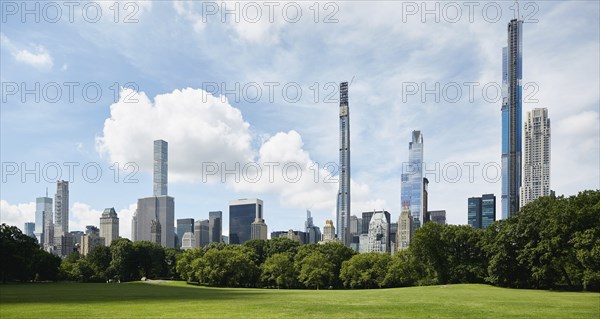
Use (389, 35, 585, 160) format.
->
(1, 1, 599, 240)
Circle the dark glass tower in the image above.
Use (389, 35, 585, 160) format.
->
(229, 199, 263, 245)
(501, 18, 523, 219)
(337, 82, 351, 246)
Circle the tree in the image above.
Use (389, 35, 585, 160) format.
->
(244, 239, 268, 266)
(109, 238, 137, 281)
(297, 251, 335, 289)
(383, 250, 423, 287)
(314, 242, 356, 288)
(0, 224, 40, 282)
(87, 246, 113, 282)
(340, 253, 391, 289)
(176, 248, 203, 282)
(265, 237, 300, 259)
(195, 246, 259, 287)
(164, 248, 181, 279)
(260, 253, 297, 288)
(134, 241, 165, 279)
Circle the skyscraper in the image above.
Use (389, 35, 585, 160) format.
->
(177, 218, 194, 248)
(367, 212, 389, 253)
(229, 198, 263, 244)
(54, 180, 69, 234)
(194, 219, 209, 248)
(208, 211, 222, 243)
(481, 194, 496, 229)
(520, 108, 551, 207)
(429, 210, 447, 225)
(401, 131, 424, 228)
(35, 195, 52, 246)
(468, 197, 482, 229)
(337, 81, 351, 246)
(305, 210, 321, 244)
(24, 222, 35, 239)
(397, 207, 413, 250)
(100, 208, 119, 246)
(501, 18, 523, 219)
(468, 194, 496, 229)
(322, 219, 336, 242)
(133, 140, 175, 248)
(153, 139, 168, 197)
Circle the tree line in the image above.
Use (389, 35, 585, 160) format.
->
(1, 190, 598, 291)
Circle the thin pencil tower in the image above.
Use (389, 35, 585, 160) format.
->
(337, 82, 350, 246)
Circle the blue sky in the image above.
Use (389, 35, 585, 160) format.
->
(1, 1, 599, 239)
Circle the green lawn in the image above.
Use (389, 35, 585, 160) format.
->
(0, 281, 598, 318)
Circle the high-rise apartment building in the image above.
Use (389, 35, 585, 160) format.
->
(54, 180, 69, 235)
(520, 108, 551, 207)
(229, 198, 263, 244)
(133, 140, 175, 248)
(468, 197, 482, 229)
(208, 211, 222, 243)
(100, 208, 119, 246)
(401, 131, 424, 228)
(322, 219, 336, 242)
(501, 18, 523, 219)
(153, 140, 168, 197)
(397, 207, 413, 250)
(337, 81, 351, 246)
(367, 212, 389, 253)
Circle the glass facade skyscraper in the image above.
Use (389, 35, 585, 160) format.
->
(35, 196, 52, 246)
(468, 194, 496, 229)
(176, 218, 194, 248)
(337, 82, 351, 246)
(229, 198, 263, 245)
(481, 194, 496, 229)
(401, 130, 424, 228)
(501, 18, 523, 219)
(209, 211, 223, 243)
(153, 139, 168, 197)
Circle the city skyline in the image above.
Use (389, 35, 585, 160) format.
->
(1, 2, 598, 240)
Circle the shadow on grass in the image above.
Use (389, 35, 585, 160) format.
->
(0, 281, 269, 304)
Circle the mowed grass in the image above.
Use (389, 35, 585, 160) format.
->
(0, 281, 598, 318)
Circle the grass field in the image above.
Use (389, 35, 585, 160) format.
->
(1, 281, 598, 318)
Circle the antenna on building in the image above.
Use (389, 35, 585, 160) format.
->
(45, 187, 48, 197)
(515, 0, 520, 20)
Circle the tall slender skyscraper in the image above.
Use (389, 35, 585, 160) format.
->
(520, 108, 551, 207)
(501, 18, 523, 219)
(401, 131, 424, 228)
(54, 180, 69, 234)
(154, 140, 168, 197)
(35, 194, 52, 246)
(337, 81, 351, 246)
(134, 140, 175, 248)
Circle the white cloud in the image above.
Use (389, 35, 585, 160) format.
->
(96, 87, 254, 183)
(0, 33, 53, 69)
(97, 88, 386, 219)
(0, 200, 35, 231)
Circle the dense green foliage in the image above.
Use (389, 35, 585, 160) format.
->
(1, 282, 598, 319)
(0, 224, 61, 282)
(1, 190, 598, 291)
